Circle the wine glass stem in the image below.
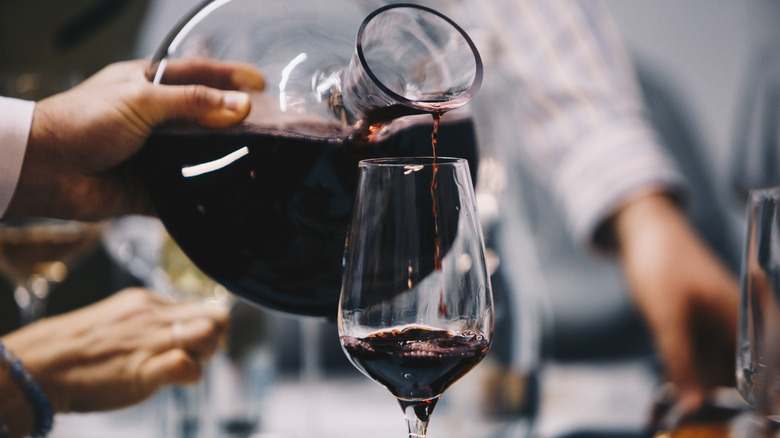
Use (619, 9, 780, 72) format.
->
(301, 317, 322, 438)
(399, 398, 438, 438)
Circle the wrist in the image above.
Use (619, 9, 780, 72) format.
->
(0, 355, 35, 438)
(5, 101, 63, 219)
(5, 99, 92, 220)
(5, 97, 138, 220)
(0, 341, 53, 438)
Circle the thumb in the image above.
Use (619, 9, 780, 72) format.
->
(144, 84, 251, 129)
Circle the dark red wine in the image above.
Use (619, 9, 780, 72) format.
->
(430, 112, 448, 317)
(340, 326, 490, 400)
(137, 119, 477, 316)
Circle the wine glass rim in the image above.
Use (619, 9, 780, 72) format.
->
(749, 186, 780, 200)
(358, 156, 466, 167)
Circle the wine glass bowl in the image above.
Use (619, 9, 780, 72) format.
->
(0, 219, 103, 325)
(102, 216, 234, 306)
(338, 157, 493, 438)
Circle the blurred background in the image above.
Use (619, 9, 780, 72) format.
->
(2, 1, 780, 437)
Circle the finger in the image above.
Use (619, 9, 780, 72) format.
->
(142, 315, 224, 355)
(171, 317, 226, 361)
(160, 301, 231, 328)
(92, 289, 229, 355)
(654, 320, 706, 416)
(149, 58, 265, 91)
(142, 83, 251, 128)
(694, 308, 737, 388)
(139, 349, 203, 396)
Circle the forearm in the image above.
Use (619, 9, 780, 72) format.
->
(610, 190, 738, 411)
(611, 190, 712, 312)
(612, 190, 688, 263)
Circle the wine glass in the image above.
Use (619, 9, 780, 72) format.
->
(0, 218, 103, 325)
(103, 216, 273, 438)
(736, 187, 780, 436)
(338, 157, 494, 438)
(102, 216, 233, 306)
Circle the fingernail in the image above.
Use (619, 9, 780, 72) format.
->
(223, 91, 249, 111)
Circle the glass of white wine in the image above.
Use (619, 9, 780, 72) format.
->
(103, 216, 272, 438)
(0, 218, 103, 325)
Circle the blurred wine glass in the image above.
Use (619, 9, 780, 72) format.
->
(158, 228, 235, 307)
(338, 157, 494, 438)
(0, 219, 103, 325)
(103, 215, 233, 306)
(103, 216, 273, 438)
(736, 187, 780, 436)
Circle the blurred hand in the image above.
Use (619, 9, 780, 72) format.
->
(0, 288, 229, 436)
(4, 59, 265, 220)
(612, 192, 739, 416)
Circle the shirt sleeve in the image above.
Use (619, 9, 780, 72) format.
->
(0, 97, 35, 218)
(458, 0, 689, 250)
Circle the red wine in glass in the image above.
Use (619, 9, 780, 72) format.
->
(340, 326, 490, 400)
(338, 157, 493, 438)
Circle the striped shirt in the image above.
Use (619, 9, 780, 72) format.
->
(422, 0, 688, 249)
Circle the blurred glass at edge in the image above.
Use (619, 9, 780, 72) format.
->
(737, 188, 780, 424)
(730, 41, 780, 436)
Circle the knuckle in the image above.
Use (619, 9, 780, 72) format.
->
(183, 84, 218, 107)
(117, 288, 157, 311)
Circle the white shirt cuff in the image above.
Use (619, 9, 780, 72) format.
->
(0, 96, 35, 218)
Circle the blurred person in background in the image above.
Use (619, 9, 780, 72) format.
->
(479, 0, 780, 423)
(434, 0, 739, 418)
(473, 0, 737, 409)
